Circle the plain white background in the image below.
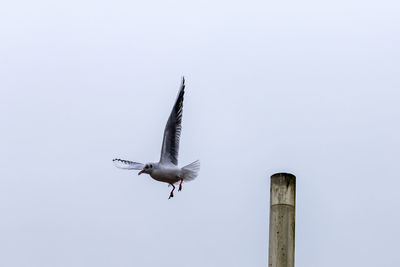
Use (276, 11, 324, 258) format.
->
(1, 1, 399, 266)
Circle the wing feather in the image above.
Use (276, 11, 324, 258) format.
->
(113, 158, 144, 170)
(160, 77, 185, 165)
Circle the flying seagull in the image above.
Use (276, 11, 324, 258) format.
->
(113, 77, 200, 199)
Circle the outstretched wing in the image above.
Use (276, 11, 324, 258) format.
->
(160, 77, 185, 165)
(113, 159, 144, 170)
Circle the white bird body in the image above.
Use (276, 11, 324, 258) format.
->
(113, 77, 200, 199)
(149, 163, 181, 183)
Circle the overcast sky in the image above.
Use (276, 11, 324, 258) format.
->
(1, 1, 399, 266)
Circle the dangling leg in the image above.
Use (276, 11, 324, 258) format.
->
(168, 183, 175, 199)
(178, 178, 183, 191)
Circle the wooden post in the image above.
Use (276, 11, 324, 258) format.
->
(268, 173, 296, 267)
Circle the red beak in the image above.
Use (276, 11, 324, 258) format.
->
(138, 170, 145, 175)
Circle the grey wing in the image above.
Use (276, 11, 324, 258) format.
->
(113, 158, 144, 170)
(160, 77, 185, 165)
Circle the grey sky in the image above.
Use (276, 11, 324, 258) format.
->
(1, 0, 399, 266)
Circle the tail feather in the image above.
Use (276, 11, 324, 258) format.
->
(182, 160, 200, 181)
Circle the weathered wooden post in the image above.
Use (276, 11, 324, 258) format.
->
(268, 173, 296, 267)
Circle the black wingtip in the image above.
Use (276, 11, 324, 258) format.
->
(179, 76, 185, 93)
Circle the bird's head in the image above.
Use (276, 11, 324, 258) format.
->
(138, 163, 155, 175)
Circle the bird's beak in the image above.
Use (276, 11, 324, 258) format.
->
(138, 170, 145, 175)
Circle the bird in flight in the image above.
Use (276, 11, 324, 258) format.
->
(113, 77, 200, 199)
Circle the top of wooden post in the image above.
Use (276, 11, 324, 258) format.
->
(270, 173, 296, 206)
